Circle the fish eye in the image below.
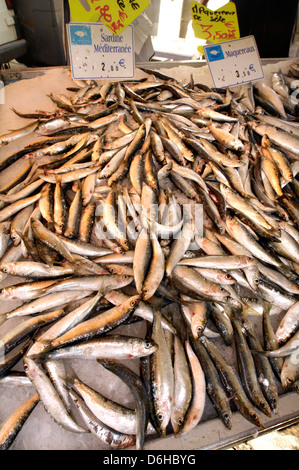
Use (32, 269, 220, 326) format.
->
(23, 364, 29, 372)
(157, 413, 163, 421)
(178, 417, 183, 425)
(255, 279, 260, 284)
(221, 288, 226, 292)
(225, 274, 232, 280)
(2, 267, 7, 273)
(145, 342, 152, 349)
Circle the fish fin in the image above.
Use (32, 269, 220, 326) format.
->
(64, 366, 79, 389)
(251, 349, 268, 357)
(0, 312, 7, 326)
(262, 301, 272, 316)
(242, 321, 259, 341)
(55, 174, 63, 184)
(242, 300, 262, 317)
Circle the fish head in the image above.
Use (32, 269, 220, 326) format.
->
(142, 338, 158, 356)
(191, 321, 205, 340)
(129, 338, 158, 358)
(171, 409, 186, 436)
(23, 355, 43, 382)
(128, 294, 141, 309)
(0, 262, 14, 275)
(11, 229, 21, 246)
(221, 410, 233, 430)
(155, 406, 171, 437)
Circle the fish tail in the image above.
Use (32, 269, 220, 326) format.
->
(263, 301, 272, 316)
(250, 349, 268, 357)
(65, 366, 79, 389)
(0, 312, 7, 326)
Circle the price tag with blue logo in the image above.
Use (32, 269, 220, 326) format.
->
(204, 36, 264, 88)
(67, 22, 135, 80)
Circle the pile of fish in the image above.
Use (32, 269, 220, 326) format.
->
(0, 61, 299, 450)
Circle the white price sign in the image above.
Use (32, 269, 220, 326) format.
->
(203, 35, 264, 88)
(67, 22, 135, 80)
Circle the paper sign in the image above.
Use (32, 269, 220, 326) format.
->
(203, 36, 264, 88)
(68, 0, 149, 35)
(67, 22, 135, 79)
(191, 1, 240, 54)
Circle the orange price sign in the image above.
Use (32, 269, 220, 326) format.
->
(69, 0, 149, 35)
(191, 1, 240, 54)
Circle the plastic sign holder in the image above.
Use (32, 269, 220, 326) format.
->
(203, 35, 264, 88)
(67, 22, 135, 80)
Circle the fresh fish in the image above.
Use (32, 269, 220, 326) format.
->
(190, 336, 232, 429)
(70, 374, 154, 437)
(231, 316, 272, 417)
(0, 120, 39, 145)
(150, 309, 174, 436)
(142, 231, 165, 301)
(262, 303, 284, 379)
(275, 302, 299, 346)
(172, 265, 229, 299)
(258, 330, 299, 358)
(50, 294, 140, 347)
(104, 290, 175, 333)
(99, 360, 150, 450)
(0, 393, 39, 450)
(178, 340, 206, 436)
(43, 335, 157, 361)
(165, 217, 194, 278)
(243, 319, 279, 413)
(254, 81, 287, 118)
(26, 293, 103, 356)
(37, 274, 133, 296)
(69, 389, 136, 449)
(209, 304, 234, 346)
(171, 335, 192, 436)
(178, 255, 257, 270)
(199, 336, 264, 428)
(23, 356, 87, 433)
(0, 261, 73, 279)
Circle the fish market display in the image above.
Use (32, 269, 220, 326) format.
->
(0, 62, 299, 450)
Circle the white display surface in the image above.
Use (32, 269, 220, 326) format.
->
(0, 59, 298, 450)
(67, 22, 135, 80)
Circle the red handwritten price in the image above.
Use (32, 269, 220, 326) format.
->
(69, 0, 149, 35)
(96, 5, 112, 23)
(191, 1, 240, 53)
(199, 24, 237, 41)
(95, 4, 128, 34)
